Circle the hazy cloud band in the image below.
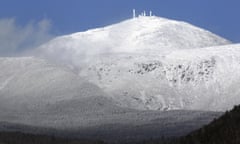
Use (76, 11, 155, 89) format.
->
(0, 18, 54, 56)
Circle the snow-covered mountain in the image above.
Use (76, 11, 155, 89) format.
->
(0, 16, 237, 140)
(34, 16, 239, 111)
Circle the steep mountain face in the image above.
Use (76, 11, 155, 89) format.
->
(79, 44, 240, 111)
(35, 16, 237, 111)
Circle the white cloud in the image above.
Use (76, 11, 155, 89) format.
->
(0, 18, 54, 56)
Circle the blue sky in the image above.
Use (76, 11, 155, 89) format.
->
(0, 0, 240, 43)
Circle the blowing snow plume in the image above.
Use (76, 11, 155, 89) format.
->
(0, 18, 54, 56)
(36, 16, 230, 67)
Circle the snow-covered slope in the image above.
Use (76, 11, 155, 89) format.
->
(79, 44, 240, 111)
(0, 57, 221, 140)
(0, 57, 106, 111)
(36, 16, 230, 66)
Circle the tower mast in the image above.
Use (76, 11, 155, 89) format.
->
(133, 9, 136, 18)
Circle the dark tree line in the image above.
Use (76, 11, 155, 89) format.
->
(137, 105, 240, 144)
(1, 105, 240, 144)
(0, 131, 105, 144)
(179, 105, 240, 144)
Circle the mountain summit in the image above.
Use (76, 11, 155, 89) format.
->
(37, 16, 230, 62)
